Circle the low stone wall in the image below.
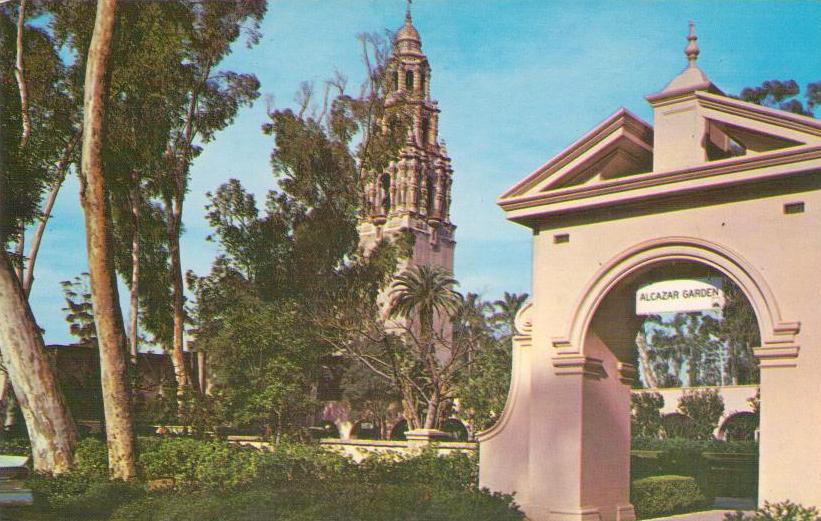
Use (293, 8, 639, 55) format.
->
(319, 439, 477, 463)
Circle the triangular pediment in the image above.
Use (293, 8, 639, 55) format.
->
(697, 91, 821, 155)
(501, 109, 653, 200)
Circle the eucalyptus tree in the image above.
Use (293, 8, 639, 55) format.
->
(77, 0, 138, 480)
(0, 2, 77, 475)
(156, 2, 264, 402)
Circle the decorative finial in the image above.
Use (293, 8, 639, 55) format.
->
(685, 21, 700, 68)
(405, 0, 412, 23)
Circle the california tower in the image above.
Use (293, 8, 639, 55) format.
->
(358, 6, 456, 275)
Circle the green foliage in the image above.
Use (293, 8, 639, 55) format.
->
(630, 438, 758, 497)
(60, 273, 97, 345)
(110, 483, 523, 521)
(25, 437, 513, 521)
(724, 501, 821, 521)
(0, 435, 31, 456)
(631, 392, 664, 438)
(739, 80, 820, 117)
(0, 4, 77, 245)
(451, 292, 528, 431)
(631, 437, 757, 454)
(137, 438, 352, 492)
(72, 437, 109, 480)
(677, 388, 725, 440)
(358, 449, 479, 490)
(389, 265, 462, 335)
(631, 475, 710, 519)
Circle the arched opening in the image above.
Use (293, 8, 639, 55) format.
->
(405, 70, 414, 91)
(583, 259, 762, 509)
(351, 419, 381, 440)
(720, 412, 758, 442)
(389, 419, 408, 440)
(441, 418, 469, 441)
(310, 420, 340, 440)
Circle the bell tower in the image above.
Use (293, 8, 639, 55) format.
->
(358, 4, 456, 274)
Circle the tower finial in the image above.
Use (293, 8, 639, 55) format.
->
(405, 0, 412, 23)
(685, 21, 700, 68)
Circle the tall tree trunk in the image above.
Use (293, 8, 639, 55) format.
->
(166, 200, 191, 405)
(79, 0, 136, 480)
(128, 172, 140, 364)
(423, 389, 440, 430)
(0, 251, 76, 474)
(14, 0, 31, 148)
(635, 331, 658, 388)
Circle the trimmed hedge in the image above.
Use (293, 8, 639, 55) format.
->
(631, 475, 710, 519)
(109, 482, 523, 521)
(631, 437, 758, 498)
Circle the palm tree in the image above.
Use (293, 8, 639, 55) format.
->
(388, 265, 462, 429)
(492, 291, 529, 337)
(453, 292, 493, 365)
(389, 265, 462, 337)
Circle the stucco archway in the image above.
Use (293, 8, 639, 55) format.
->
(479, 236, 804, 521)
(480, 31, 821, 520)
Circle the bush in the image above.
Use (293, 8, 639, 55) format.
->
(138, 437, 353, 491)
(73, 437, 109, 479)
(632, 392, 664, 438)
(677, 389, 725, 440)
(631, 475, 710, 519)
(0, 436, 32, 456)
(29, 475, 143, 519)
(632, 437, 758, 454)
(357, 448, 478, 490)
(110, 482, 523, 521)
(724, 501, 821, 521)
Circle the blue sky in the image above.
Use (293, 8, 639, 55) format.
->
(30, 1, 821, 345)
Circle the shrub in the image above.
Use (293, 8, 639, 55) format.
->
(356, 448, 478, 490)
(0, 436, 32, 456)
(138, 437, 263, 490)
(137, 437, 353, 491)
(677, 389, 725, 440)
(28, 475, 143, 519)
(724, 501, 821, 521)
(631, 475, 710, 519)
(73, 437, 109, 479)
(110, 482, 523, 521)
(631, 437, 758, 454)
(632, 392, 664, 438)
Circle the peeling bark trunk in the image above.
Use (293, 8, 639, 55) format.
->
(14, 0, 31, 148)
(80, 0, 136, 480)
(636, 331, 658, 388)
(0, 251, 76, 474)
(128, 172, 140, 364)
(166, 200, 191, 404)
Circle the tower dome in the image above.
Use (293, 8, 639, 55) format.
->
(395, 4, 422, 54)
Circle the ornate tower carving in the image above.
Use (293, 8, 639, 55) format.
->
(358, 6, 456, 274)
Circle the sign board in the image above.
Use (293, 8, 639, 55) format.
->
(636, 278, 724, 315)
